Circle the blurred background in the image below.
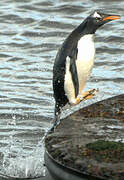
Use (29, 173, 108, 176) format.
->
(0, 0, 123, 178)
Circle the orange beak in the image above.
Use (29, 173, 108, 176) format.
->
(103, 15, 120, 21)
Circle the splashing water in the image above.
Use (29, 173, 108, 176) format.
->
(0, 112, 46, 178)
(1, 137, 46, 178)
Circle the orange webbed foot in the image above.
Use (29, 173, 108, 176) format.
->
(70, 88, 98, 105)
(80, 88, 98, 100)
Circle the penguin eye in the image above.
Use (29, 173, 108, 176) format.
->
(95, 17, 101, 22)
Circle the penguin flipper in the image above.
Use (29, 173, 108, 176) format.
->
(69, 48, 79, 98)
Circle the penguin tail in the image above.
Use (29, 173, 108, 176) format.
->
(52, 103, 61, 129)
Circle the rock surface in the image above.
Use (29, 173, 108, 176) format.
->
(45, 94, 124, 180)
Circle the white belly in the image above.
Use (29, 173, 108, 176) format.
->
(64, 34, 95, 104)
(76, 59, 94, 95)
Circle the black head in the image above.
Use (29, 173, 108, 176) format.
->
(81, 11, 120, 34)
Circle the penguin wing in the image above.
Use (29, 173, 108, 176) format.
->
(69, 48, 79, 98)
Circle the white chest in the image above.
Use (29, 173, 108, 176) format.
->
(77, 34, 95, 64)
(76, 34, 95, 90)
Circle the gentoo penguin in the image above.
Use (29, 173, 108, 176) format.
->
(53, 11, 120, 126)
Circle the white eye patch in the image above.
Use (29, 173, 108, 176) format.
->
(93, 12, 101, 18)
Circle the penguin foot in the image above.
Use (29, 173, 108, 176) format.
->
(81, 88, 98, 100)
(70, 89, 98, 105)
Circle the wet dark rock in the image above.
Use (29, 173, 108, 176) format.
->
(45, 94, 124, 179)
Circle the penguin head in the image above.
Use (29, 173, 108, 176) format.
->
(83, 11, 120, 34)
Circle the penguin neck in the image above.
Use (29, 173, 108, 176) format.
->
(72, 20, 95, 62)
(62, 20, 96, 60)
(73, 19, 96, 36)
(75, 21, 95, 59)
(65, 20, 95, 48)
